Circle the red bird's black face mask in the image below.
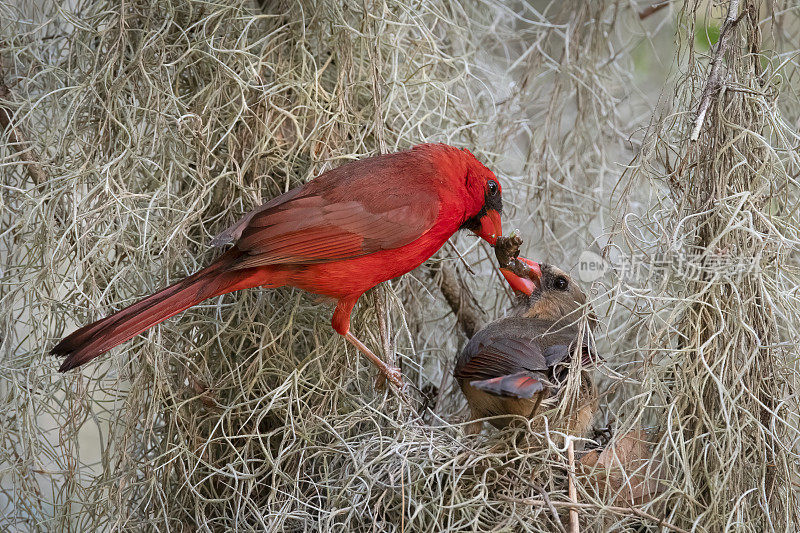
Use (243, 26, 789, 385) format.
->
(461, 179, 503, 245)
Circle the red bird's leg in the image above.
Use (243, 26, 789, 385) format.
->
(343, 332, 404, 389)
(333, 296, 404, 389)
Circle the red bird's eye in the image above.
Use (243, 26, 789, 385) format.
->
(487, 180, 499, 196)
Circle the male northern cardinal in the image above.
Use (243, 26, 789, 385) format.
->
(53, 143, 503, 387)
(454, 258, 597, 434)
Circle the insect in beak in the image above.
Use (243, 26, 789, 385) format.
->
(500, 256, 541, 295)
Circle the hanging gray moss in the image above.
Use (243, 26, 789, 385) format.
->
(1, 0, 798, 531)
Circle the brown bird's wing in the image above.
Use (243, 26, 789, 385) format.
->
(211, 156, 441, 268)
(455, 333, 549, 382)
(455, 318, 575, 378)
(454, 317, 587, 398)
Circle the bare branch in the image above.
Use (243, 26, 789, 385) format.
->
(638, 1, 670, 20)
(689, 0, 743, 141)
(431, 262, 485, 338)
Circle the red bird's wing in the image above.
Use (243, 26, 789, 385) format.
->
(214, 172, 440, 269)
(211, 187, 303, 248)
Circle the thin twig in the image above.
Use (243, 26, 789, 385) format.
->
(445, 241, 477, 275)
(638, 1, 670, 20)
(368, 16, 393, 369)
(534, 483, 567, 533)
(689, 0, 742, 141)
(567, 439, 579, 533)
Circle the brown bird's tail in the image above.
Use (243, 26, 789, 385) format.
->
(53, 249, 258, 372)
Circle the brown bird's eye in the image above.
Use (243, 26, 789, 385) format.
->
(553, 276, 569, 291)
(487, 180, 498, 196)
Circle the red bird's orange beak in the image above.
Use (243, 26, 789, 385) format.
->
(500, 256, 541, 296)
(474, 210, 502, 246)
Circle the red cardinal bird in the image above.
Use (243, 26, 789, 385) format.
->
(454, 258, 597, 434)
(53, 144, 503, 387)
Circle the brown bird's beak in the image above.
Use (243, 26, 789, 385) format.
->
(500, 256, 541, 295)
(474, 210, 502, 246)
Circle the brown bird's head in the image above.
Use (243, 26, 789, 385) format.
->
(501, 257, 594, 328)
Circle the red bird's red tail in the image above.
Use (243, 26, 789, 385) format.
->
(52, 250, 255, 372)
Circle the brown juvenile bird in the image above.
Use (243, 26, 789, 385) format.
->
(454, 258, 597, 435)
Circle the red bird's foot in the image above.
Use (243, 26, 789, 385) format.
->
(374, 364, 405, 391)
(344, 331, 406, 392)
